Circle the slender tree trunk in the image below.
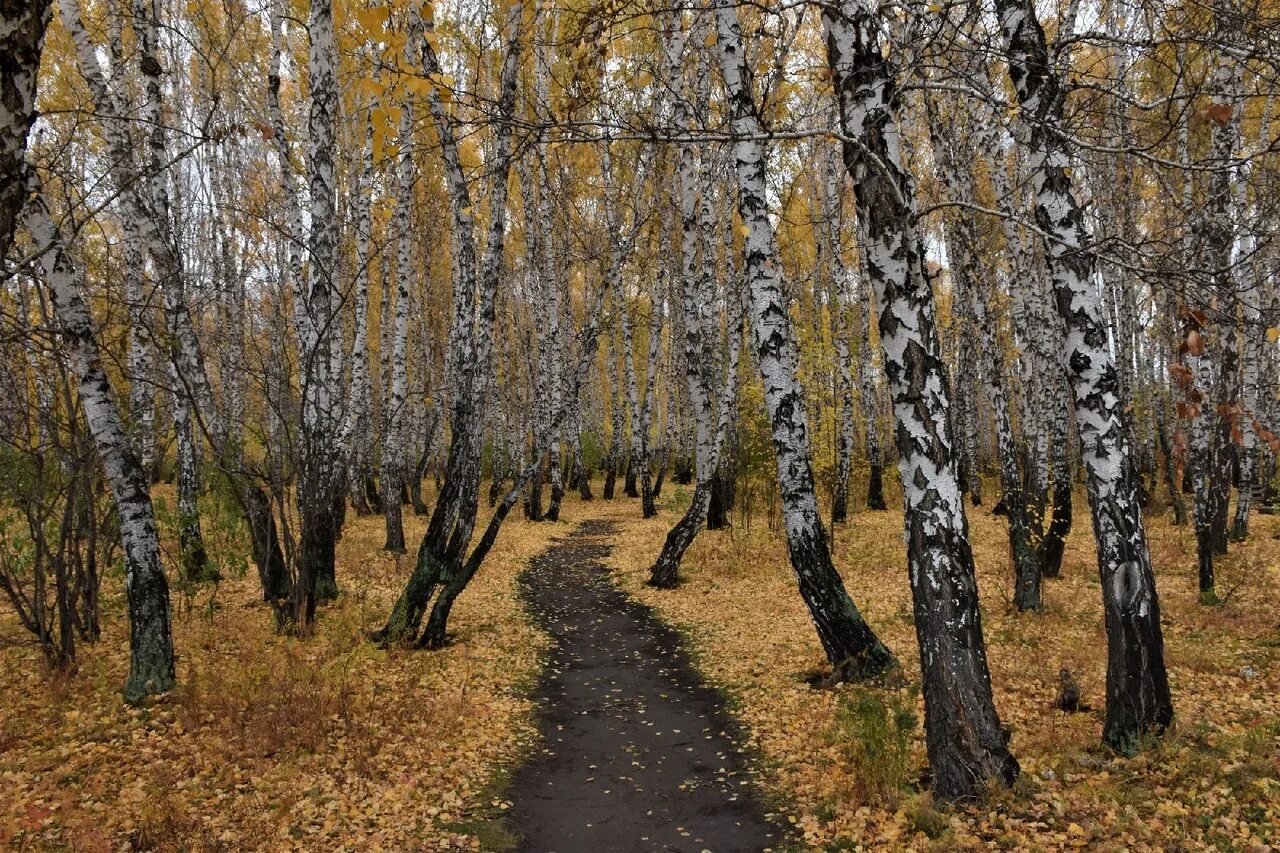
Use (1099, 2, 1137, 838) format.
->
(715, 0, 893, 680)
(343, 111, 377, 519)
(604, 324, 623, 500)
(817, 141, 855, 525)
(855, 266, 888, 511)
(1157, 409, 1188, 526)
(826, 0, 1018, 798)
(295, 0, 343, 620)
(999, 0, 1173, 754)
(1041, 441, 1074, 577)
(639, 286, 664, 519)
(23, 176, 175, 702)
(382, 103, 414, 553)
(573, 396, 593, 500)
(172, 386, 211, 581)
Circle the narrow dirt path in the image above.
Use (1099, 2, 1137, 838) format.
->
(507, 519, 781, 853)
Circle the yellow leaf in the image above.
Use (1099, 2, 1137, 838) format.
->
(355, 6, 387, 34)
(459, 138, 481, 170)
(406, 77, 434, 97)
(433, 73, 455, 101)
(1267, 327, 1279, 344)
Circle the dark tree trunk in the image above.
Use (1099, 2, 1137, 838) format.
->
(640, 463, 657, 519)
(706, 470, 731, 530)
(298, 491, 339, 617)
(384, 478, 406, 552)
(1040, 476, 1073, 578)
(545, 462, 564, 521)
(245, 485, 290, 608)
(332, 485, 347, 542)
(866, 460, 886, 510)
(831, 489, 848, 524)
(365, 473, 382, 513)
(648, 483, 711, 588)
(0, 0, 51, 261)
(624, 460, 639, 498)
(410, 476, 428, 516)
(1156, 413, 1187, 526)
(525, 470, 544, 521)
(1040, 445, 1074, 577)
(351, 478, 374, 516)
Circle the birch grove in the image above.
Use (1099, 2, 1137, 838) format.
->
(4, 0, 1280, 813)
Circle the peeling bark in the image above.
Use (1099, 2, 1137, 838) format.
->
(715, 0, 893, 680)
(827, 0, 1017, 798)
(998, 0, 1173, 754)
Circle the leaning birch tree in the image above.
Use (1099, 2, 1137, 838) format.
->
(997, 0, 1174, 755)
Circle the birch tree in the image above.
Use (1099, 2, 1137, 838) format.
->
(648, 6, 740, 587)
(997, 0, 1174, 755)
(21, 174, 175, 702)
(712, 0, 894, 679)
(824, 0, 1018, 797)
(0, 0, 51, 261)
(376, 0, 529, 648)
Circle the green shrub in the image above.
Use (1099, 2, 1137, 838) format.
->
(826, 686, 918, 807)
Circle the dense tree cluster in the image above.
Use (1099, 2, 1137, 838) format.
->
(2, 0, 1278, 799)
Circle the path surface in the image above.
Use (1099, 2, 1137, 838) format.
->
(508, 519, 780, 853)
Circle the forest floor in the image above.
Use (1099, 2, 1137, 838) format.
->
(0, 495, 558, 850)
(1, 480, 1279, 850)
(509, 518, 780, 852)
(598, 483, 1280, 851)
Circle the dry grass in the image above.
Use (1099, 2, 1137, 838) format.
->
(0, 495, 568, 851)
(597, 482, 1280, 851)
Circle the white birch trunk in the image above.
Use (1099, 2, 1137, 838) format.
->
(383, 101, 414, 552)
(22, 174, 175, 702)
(713, 0, 893, 677)
(998, 0, 1173, 754)
(826, 0, 1017, 797)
